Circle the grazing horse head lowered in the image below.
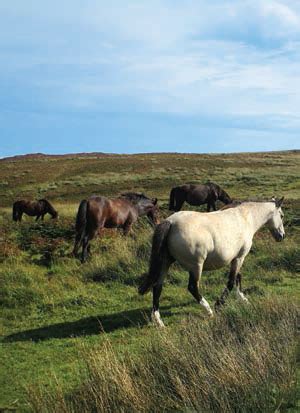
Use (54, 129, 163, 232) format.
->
(169, 182, 232, 212)
(209, 183, 232, 206)
(139, 197, 285, 327)
(12, 199, 58, 222)
(120, 192, 160, 225)
(39, 199, 58, 219)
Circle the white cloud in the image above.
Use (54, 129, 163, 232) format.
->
(261, 1, 299, 26)
(1, 0, 300, 134)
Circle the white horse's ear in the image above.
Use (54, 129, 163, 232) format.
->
(271, 196, 276, 202)
(275, 196, 284, 208)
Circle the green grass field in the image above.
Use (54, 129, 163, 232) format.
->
(0, 151, 299, 412)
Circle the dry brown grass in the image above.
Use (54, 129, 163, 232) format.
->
(28, 297, 298, 413)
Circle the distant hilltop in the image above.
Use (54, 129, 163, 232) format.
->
(1, 149, 299, 162)
(0, 152, 113, 162)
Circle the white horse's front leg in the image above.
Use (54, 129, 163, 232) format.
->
(151, 310, 165, 327)
(236, 289, 249, 302)
(188, 265, 214, 317)
(200, 297, 214, 317)
(236, 272, 249, 303)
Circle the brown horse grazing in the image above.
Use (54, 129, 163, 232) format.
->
(73, 193, 160, 262)
(119, 192, 159, 226)
(169, 182, 232, 212)
(12, 199, 58, 222)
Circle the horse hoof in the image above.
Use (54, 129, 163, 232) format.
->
(214, 300, 223, 312)
(237, 291, 249, 303)
(151, 310, 165, 328)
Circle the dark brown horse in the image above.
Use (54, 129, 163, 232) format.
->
(119, 192, 159, 225)
(169, 182, 232, 212)
(12, 199, 58, 222)
(73, 193, 160, 262)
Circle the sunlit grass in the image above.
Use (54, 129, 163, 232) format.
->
(0, 151, 299, 411)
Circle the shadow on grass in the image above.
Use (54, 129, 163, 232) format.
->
(2, 303, 187, 343)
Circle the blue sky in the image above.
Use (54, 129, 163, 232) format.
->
(0, 0, 300, 156)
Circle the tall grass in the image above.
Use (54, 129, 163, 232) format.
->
(1, 151, 299, 411)
(28, 297, 298, 413)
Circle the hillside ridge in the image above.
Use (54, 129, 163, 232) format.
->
(1, 149, 299, 162)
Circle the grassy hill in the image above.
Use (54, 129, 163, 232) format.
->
(0, 151, 299, 412)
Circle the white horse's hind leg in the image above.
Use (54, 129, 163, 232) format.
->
(236, 289, 248, 302)
(188, 264, 213, 317)
(216, 257, 246, 308)
(151, 255, 174, 327)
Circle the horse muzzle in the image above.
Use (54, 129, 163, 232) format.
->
(274, 232, 285, 242)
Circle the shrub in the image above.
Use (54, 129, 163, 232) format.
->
(15, 218, 74, 265)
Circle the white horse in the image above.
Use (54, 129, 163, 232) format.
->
(138, 198, 285, 327)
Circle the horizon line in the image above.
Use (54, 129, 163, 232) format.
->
(1, 148, 299, 162)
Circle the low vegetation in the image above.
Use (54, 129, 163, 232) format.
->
(29, 298, 298, 413)
(0, 151, 299, 412)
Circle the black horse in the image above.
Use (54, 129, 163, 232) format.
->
(12, 199, 58, 222)
(73, 192, 160, 262)
(169, 182, 232, 212)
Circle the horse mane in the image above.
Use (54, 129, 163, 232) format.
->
(206, 181, 221, 191)
(236, 198, 277, 203)
(221, 199, 278, 211)
(38, 198, 51, 206)
(220, 201, 242, 210)
(120, 192, 149, 203)
(38, 199, 56, 214)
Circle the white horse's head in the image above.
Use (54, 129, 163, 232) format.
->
(267, 197, 285, 241)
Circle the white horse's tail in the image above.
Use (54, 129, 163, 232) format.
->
(138, 220, 172, 295)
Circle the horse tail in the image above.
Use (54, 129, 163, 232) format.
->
(75, 200, 88, 244)
(12, 202, 19, 221)
(138, 220, 172, 295)
(169, 187, 177, 211)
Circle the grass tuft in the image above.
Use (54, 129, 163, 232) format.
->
(28, 298, 299, 413)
